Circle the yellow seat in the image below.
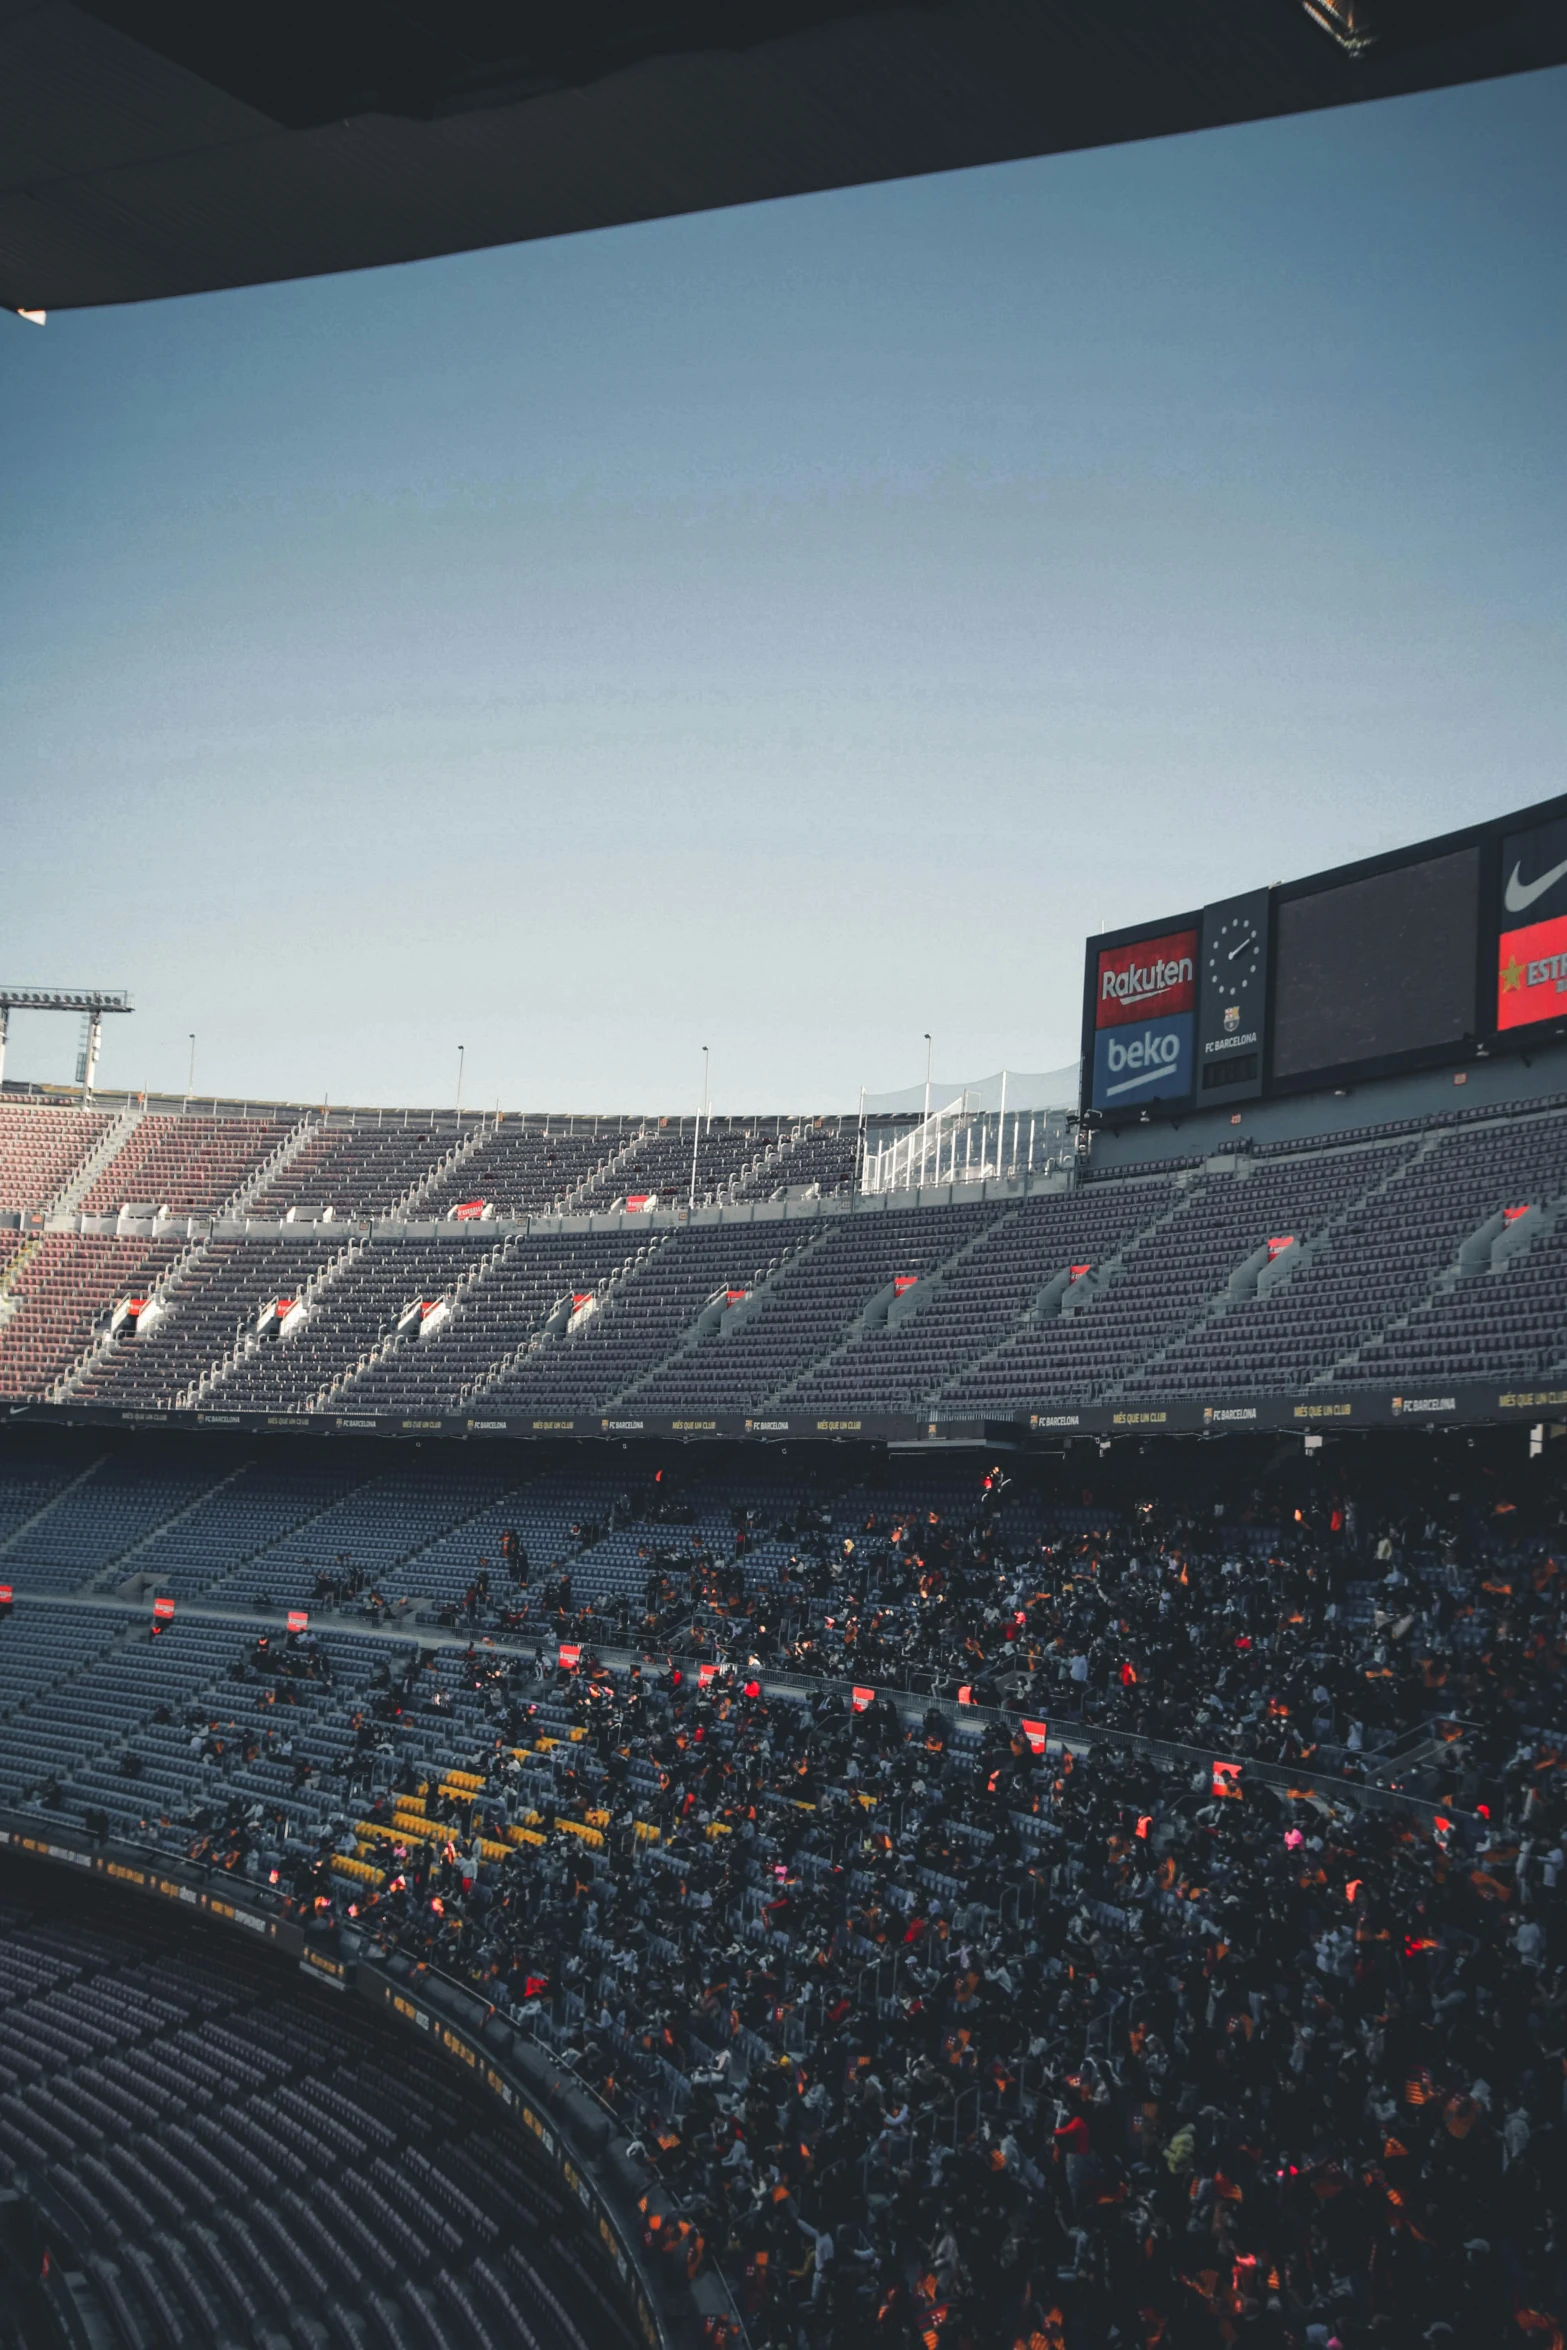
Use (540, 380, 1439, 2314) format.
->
(554, 1817, 605, 1851)
(332, 1854, 386, 1887)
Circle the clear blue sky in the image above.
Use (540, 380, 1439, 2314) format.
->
(2, 67, 1564, 1115)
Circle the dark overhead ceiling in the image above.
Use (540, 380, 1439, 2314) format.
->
(3, 0, 1563, 312)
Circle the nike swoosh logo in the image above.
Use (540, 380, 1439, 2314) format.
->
(1505, 856, 1567, 914)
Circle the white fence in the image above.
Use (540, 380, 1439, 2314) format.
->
(861, 1090, 1074, 1195)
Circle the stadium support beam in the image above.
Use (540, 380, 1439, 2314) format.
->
(0, 987, 133, 1101)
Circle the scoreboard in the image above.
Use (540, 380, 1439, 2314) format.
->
(1081, 792, 1567, 1122)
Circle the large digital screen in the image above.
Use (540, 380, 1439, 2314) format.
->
(1080, 794, 1567, 1124)
(1089, 927, 1196, 1109)
(1498, 810, 1567, 1033)
(1270, 846, 1480, 1082)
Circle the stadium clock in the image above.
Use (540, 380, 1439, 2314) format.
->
(1208, 913, 1263, 996)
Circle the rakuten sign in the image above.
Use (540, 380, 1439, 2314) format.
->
(1095, 929, 1197, 1029)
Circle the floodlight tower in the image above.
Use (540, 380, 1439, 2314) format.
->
(0, 986, 133, 1101)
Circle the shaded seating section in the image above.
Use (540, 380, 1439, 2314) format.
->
(568, 1116, 795, 1214)
(98, 1449, 379, 1599)
(374, 1456, 633, 1614)
(0, 1233, 186, 1398)
(0, 1427, 101, 1545)
(0, 1610, 237, 1817)
(0, 1092, 1565, 1414)
(1344, 1214, 1567, 1386)
(81, 1115, 290, 1217)
(207, 1240, 519, 1415)
(1125, 1104, 1567, 1397)
(3, 1435, 1565, 2350)
(416, 1118, 630, 1221)
(0, 1899, 613, 2350)
(246, 1117, 479, 1221)
(0, 1101, 112, 1213)
(790, 1180, 1176, 1410)
(630, 1201, 1001, 1413)
(73, 1234, 351, 1409)
(0, 1449, 250, 1594)
(480, 1225, 813, 1416)
(202, 1457, 520, 1609)
(337, 1231, 643, 1416)
(752, 1115, 860, 1198)
(0, 1605, 131, 1798)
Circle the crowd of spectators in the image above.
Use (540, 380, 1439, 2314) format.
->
(147, 1436, 1561, 2350)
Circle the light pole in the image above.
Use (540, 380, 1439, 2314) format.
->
(921, 1033, 932, 1186)
(689, 1044, 709, 1209)
(456, 1045, 465, 1117)
(186, 1033, 195, 1107)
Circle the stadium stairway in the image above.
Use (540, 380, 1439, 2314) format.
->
(319, 1228, 518, 1412)
(50, 1227, 213, 1404)
(84, 1458, 257, 1595)
(184, 1236, 363, 1408)
(554, 1123, 650, 1215)
(388, 1115, 495, 1221)
(0, 1453, 110, 1571)
(41, 1102, 141, 1224)
(934, 1169, 1204, 1411)
(456, 1234, 664, 1408)
(602, 1221, 839, 1409)
(214, 1112, 319, 1222)
(770, 1201, 1021, 1408)
(1324, 1167, 1567, 1389)
(1103, 1129, 1443, 1402)
(0, 1236, 43, 1328)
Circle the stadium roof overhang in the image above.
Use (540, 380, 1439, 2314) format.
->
(3, 0, 1564, 313)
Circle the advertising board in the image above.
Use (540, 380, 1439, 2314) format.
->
(1498, 809, 1567, 1034)
(1080, 792, 1567, 1123)
(1088, 925, 1197, 1110)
